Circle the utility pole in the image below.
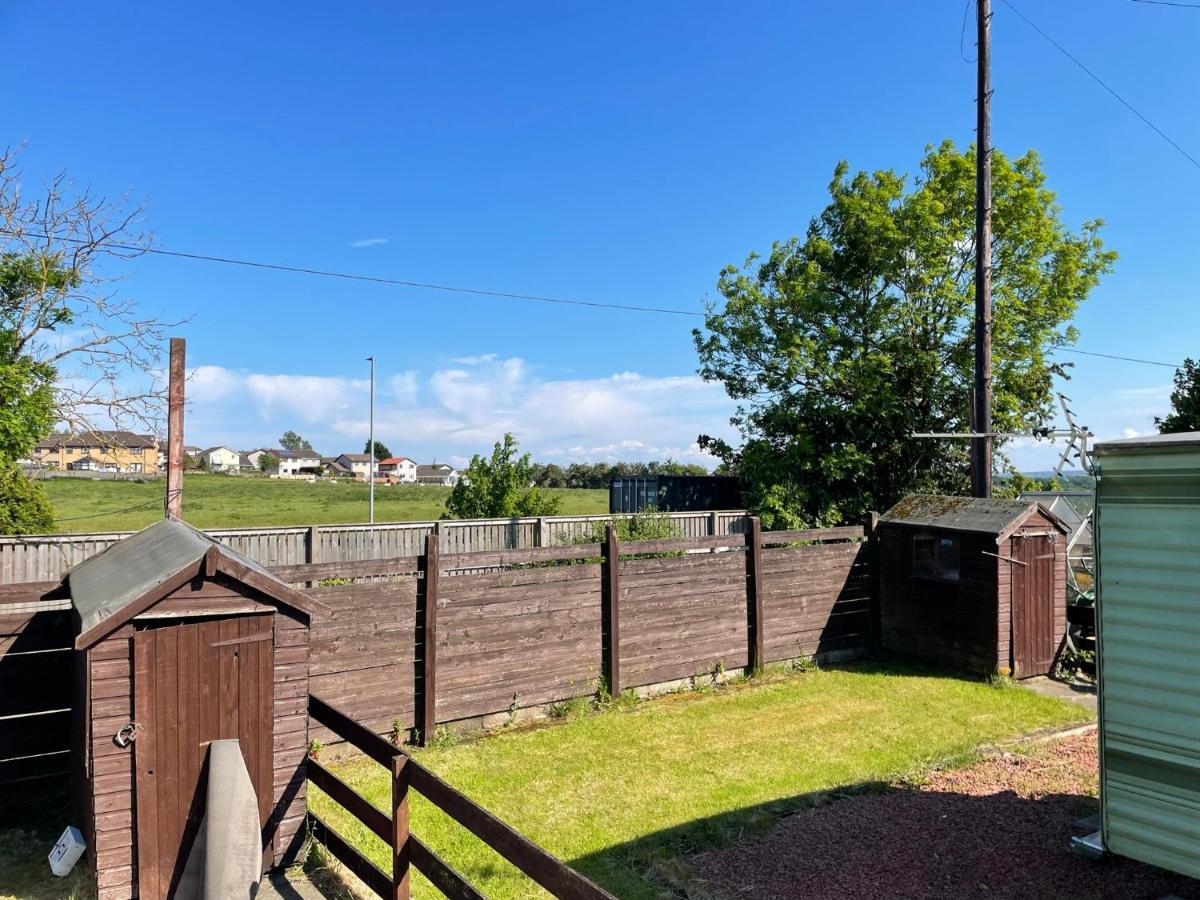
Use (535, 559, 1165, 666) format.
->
(166, 337, 185, 519)
(972, 0, 994, 498)
(367, 355, 376, 524)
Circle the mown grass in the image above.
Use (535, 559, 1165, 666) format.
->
(310, 663, 1092, 899)
(41, 474, 607, 533)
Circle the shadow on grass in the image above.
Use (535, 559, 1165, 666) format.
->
(0, 783, 92, 900)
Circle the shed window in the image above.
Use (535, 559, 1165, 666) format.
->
(913, 534, 960, 582)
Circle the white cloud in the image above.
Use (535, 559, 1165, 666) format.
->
(181, 356, 735, 465)
(1122, 428, 1142, 439)
(349, 237, 390, 248)
(449, 353, 498, 365)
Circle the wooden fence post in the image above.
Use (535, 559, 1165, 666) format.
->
(865, 512, 881, 656)
(602, 525, 620, 698)
(305, 524, 319, 588)
(391, 754, 411, 900)
(419, 533, 440, 746)
(709, 510, 719, 536)
(536, 517, 547, 548)
(745, 516, 764, 674)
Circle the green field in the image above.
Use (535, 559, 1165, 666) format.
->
(311, 665, 1091, 899)
(40, 474, 608, 533)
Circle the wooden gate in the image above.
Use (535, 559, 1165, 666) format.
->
(133, 615, 275, 899)
(1012, 533, 1056, 678)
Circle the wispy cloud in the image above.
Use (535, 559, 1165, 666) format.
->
(348, 237, 390, 248)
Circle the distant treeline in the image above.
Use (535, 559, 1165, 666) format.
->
(530, 460, 709, 490)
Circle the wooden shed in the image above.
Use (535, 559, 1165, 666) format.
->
(65, 518, 319, 900)
(878, 495, 1068, 677)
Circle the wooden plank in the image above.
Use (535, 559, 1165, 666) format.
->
(602, 525, 620, 697)
(272, 555, 422, 584)
(391, 755, 411, 900)
(408, 761, 614, 900)
(309, 694, 404, 768)
(419, 533, 439, 747)
(761, 525, 865, 544)
(410, 836, 485, 900)
(309, 812, 392, 899)
(134, 630, 160, 900)
(309, 759, 391, 843)
(441, 544, 603, 570)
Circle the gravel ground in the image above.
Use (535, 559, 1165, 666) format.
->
(691, 729, 1198, 900)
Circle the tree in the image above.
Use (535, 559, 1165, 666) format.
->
(258, 453, 280, 474)
(1156, 358, 1200, 434)
(1, 148, 184, 432)
(694, 142, 1115, 527)
(364, 439, 391, 461)
(444, 434, 560, 519)
(0, 462, 53, 533)
(280, 430, 313, 451)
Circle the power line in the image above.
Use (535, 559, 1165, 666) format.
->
(0, 230, 704, 318)
(1131, 0, 1200, 8)
(1057, 347, 1184, 369)
(51, 489, 183, 523)
(998, 0, 1200, 172)
(2, 232, 1183, 370)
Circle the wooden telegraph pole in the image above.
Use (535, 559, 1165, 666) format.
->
(166, 337, 185, 518)
(972, 0, 994, 498)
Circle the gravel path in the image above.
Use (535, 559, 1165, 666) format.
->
(691, 730, 1198, 900)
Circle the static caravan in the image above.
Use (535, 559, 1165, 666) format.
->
(1094, 432, 1200, 878)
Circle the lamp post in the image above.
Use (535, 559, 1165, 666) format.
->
(367, 355, 375, 524)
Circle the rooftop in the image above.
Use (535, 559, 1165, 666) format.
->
(880, 494, 1063, 536)
(36, 430, 157, 450)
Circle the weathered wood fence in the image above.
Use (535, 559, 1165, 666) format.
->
(309, 694, 615, 900)
(0, 518, 876, 804)
(0, 511, 748, 584)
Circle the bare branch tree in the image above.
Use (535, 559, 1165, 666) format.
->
(0, 146, 188, 443)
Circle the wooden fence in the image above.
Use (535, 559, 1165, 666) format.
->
(0, 519, 875, 803)
(0, 511, 748, 584)
(309, 695, 615, 900)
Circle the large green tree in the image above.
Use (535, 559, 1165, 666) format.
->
(279, 430, 313, 451)
(694, 142, 1115, 527)
(1155, 358, 1200, 434)
(444, 434, 560, 519)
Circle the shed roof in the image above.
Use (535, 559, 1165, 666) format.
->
(1095, 431, 1200, 453)
(880, 494, 1067, 538)
(66, 517, 319, 649)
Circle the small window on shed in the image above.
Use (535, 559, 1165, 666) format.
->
(913, 534, 960, 582)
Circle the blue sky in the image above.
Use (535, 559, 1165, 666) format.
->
(6, 2, 1197, 469)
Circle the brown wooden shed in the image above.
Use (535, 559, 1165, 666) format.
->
(878, 495, 1068, 677)
(65, 518, 320, 900)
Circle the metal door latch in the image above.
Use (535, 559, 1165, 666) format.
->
(114, 721, 143, 748)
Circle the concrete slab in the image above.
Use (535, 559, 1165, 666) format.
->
(255, 870, 339, 900)
(1021, 676, 1097, 713)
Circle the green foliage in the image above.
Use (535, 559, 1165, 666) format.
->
(694, 142, 1116, 528)
(576, 507, 681, 544)
(444, 434, 560, 519)
(279, 430, 313, 451)
(258, 453, 280, 474)
(364, 439, 391, 461)
(531, 459, 709, 489)
(993, 471, 1064, 500)
(1156, 357, 1200, 434)
(0, 462, 54, 534)
(425, 726, 456, 750)
(0, 356, 55, 462)
(308, 738, 323, 760)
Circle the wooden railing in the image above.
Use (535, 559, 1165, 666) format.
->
(307, 694, 616, 900)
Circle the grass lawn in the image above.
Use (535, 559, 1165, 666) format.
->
(310, 664, 1092, 899)
(41, 474, 608, 532)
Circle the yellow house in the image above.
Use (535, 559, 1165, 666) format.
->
(34, 431, 160, 474)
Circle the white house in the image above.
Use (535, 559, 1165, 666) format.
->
(378, 456, 418, 483)
(334, 453, 374, 480)
(271, 448, 323, 478)
(199, 446, 241, 473)
(416, 463, 459, 486)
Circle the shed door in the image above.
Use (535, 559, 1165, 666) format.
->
(133, 615, 274, 900)
(1012, 533, 1056, 677)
